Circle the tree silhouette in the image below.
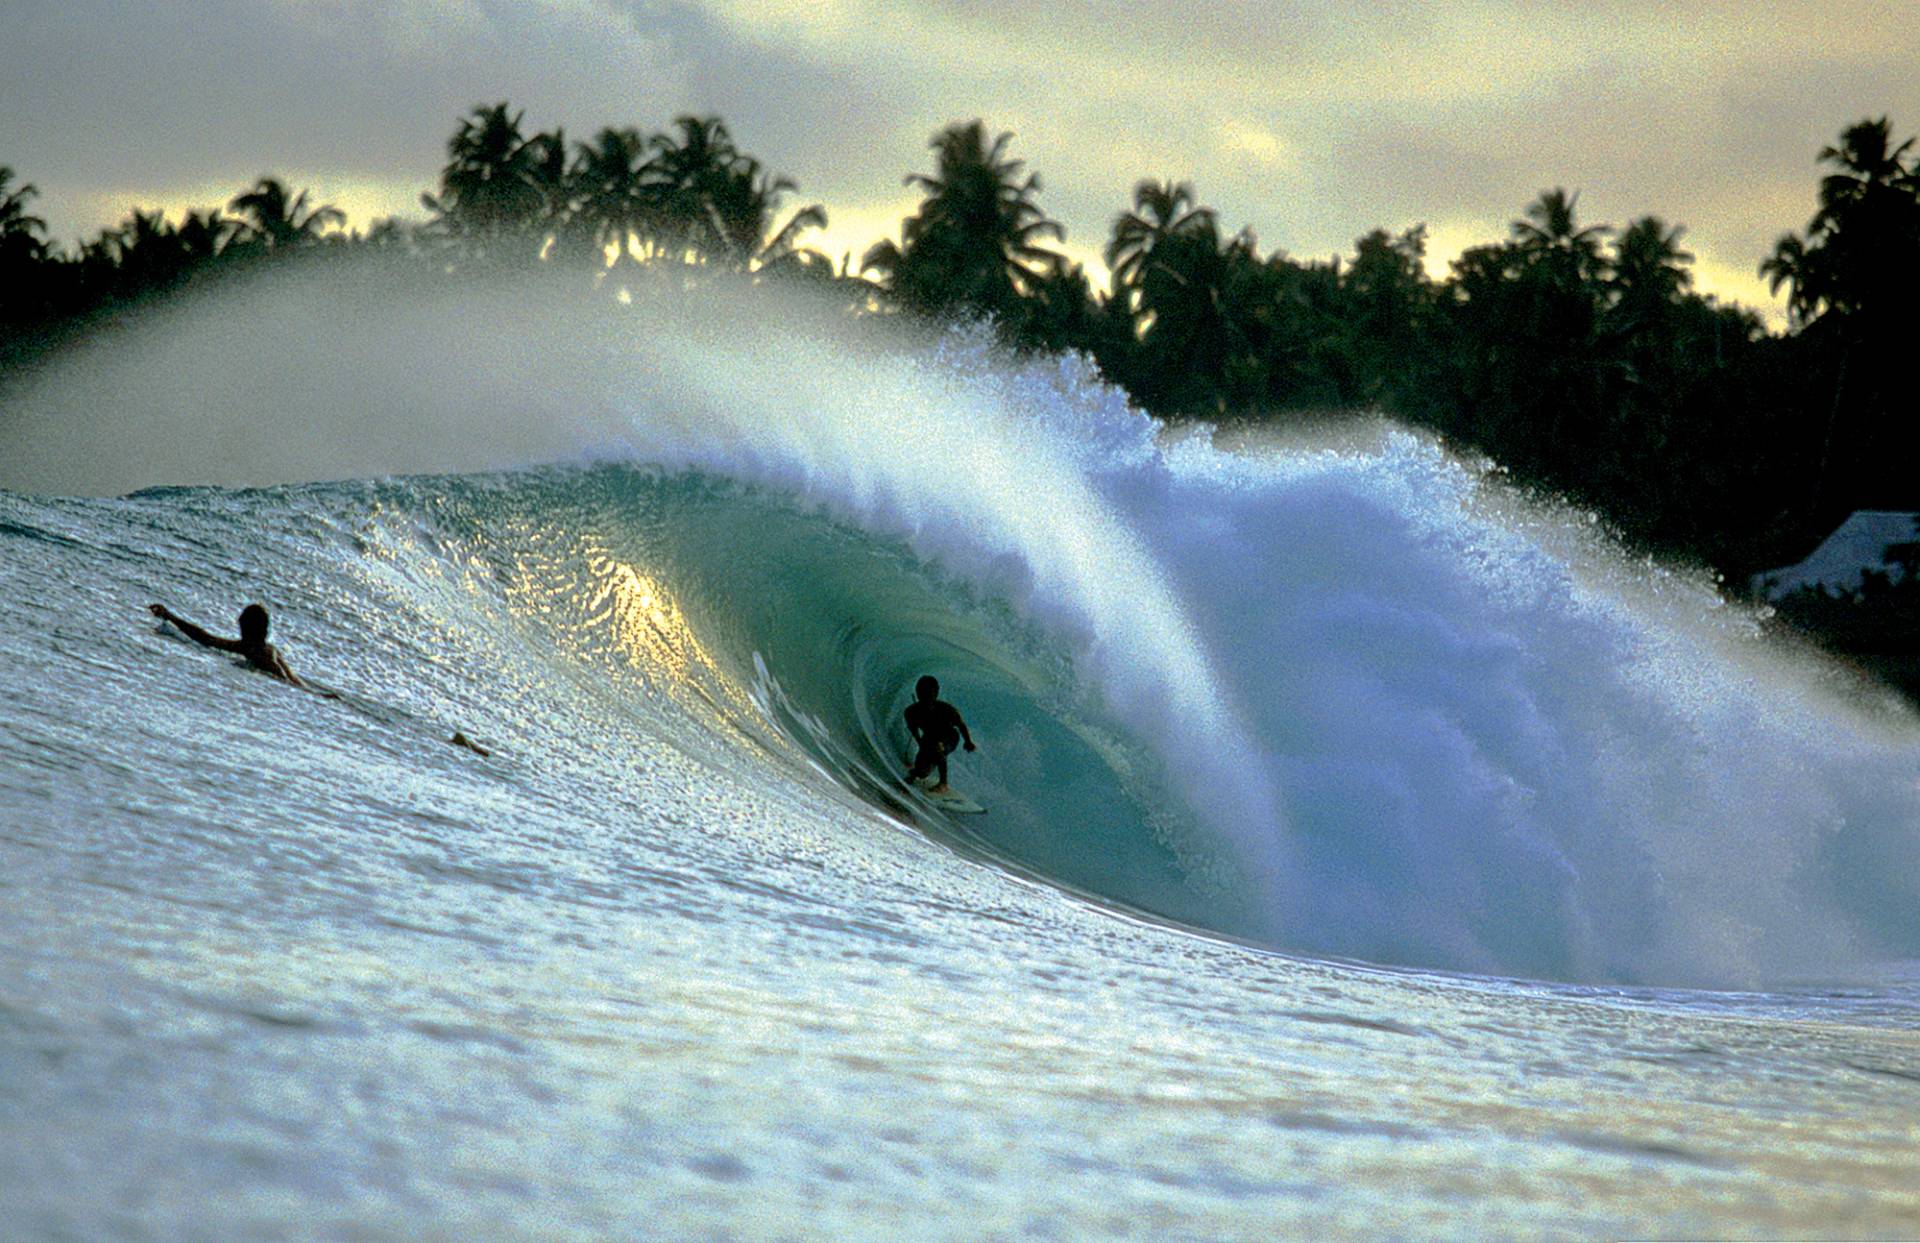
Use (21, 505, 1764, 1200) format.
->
(1759, 233, 1816, 325)
(0, 166, 48, 267)
(1110, 202, 1263, 413)
(698, 153, 828, 275)
(648, 115, 742, 264)
(1764, 116, 1919, 323)
(423, 103, 548, 260)
(1014, 256, 1102, 353)
(1759, 116, 1920, 521)
(1511, 188, 1611, 290)
(0, 166, 51, 327)
(525, 126, 594, 265)
(1610, 218, 1691, 305)
(571, 125, 652, 271)
(174, 208, 234, 264)
(1341, 225, 1438, 409)
(1106, 179, 1215, 314)
(228, 177, 343, 250)
(119, 210, 185, 290)
(864, 120, 1064, 324)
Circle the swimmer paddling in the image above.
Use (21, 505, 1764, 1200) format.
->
(147, 600, 489, 755)
(148, 602, 311, 688)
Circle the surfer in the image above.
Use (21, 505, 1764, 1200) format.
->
(148, 602, 309, 687)
(904, 675, 975, 794)
(147, 600, 491, 754)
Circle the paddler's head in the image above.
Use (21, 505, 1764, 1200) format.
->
(915, 675, 939, 702)
(238, 603, 270, 643)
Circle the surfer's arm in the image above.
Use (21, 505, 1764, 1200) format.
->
(148, 604, 244, 654)
(264, 648, 307, 688)
(954, 709, 976, 751)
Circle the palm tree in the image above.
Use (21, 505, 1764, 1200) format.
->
(1601, 216, 1698, 420)
(1760, 117, 1920, 525)
(571, 125, 652, 269)
(648, 115, 743, 262)
(228, 177, 343, 249)
(109, 209, 188, 294)
(1812, 117, 1914, 235)
(1114, 209, 1263, 413)
(1608, 216, 1692, 326)
(863, 120, 1064, 323)
(1760, 232, 1825, 325)
(174, 208, 234, 265)
(1106, 178, 1215, 312)
(424, 103, 547, 258)
(699, 155, 828, 275)
(1765, 116, 1920, 322)
(1504, 187, 1611, 359)
(0, 167, 51, 324)
(0, 166, 49, 267)
(525, 126, 588, 262)
(1014, 255, 1100, 352)
(1511, 188, 1610, 284)
(1341, 225, 1437, 407)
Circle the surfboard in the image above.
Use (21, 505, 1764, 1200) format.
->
(903, 754, 987, 813)
(921, 786, 987, 815)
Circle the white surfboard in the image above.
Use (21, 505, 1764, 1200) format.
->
(903, 755, 987, 813)
(921, 785, 987, 815)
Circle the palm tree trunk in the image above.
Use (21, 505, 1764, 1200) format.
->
(1808, 342, 1851, 522)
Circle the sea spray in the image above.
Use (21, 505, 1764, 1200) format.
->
(596, 317, 1300, 929)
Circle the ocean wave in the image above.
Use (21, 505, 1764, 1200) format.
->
(5, 269, 1918, 986)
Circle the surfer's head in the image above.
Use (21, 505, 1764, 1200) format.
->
(237, 603, 270, 643)
(915, 675, 940, 702)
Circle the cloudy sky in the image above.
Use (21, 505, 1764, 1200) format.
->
(5, 0, 1916, 318)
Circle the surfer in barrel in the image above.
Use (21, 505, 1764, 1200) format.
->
(904, 675, 975, 794)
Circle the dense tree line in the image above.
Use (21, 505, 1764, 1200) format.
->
(4, 107, 1918, 598)
(0, 104, 847, 330)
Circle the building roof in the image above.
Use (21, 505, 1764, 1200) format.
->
(1753, 510, 1919, 598)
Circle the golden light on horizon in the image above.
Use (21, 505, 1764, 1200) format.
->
(72, 173, 421, 242)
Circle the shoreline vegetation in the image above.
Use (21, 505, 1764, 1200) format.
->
(4, 107, 1918, 701)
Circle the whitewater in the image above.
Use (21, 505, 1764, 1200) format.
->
(2, 266, 1917, 1239)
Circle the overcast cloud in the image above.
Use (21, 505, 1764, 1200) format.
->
(4, 0, 1916, 315)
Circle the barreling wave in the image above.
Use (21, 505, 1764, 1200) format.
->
(5, 266, 1918, 987)
(401, 464, 1266, 939)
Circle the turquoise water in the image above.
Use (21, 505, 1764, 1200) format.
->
(2, 284, 1918, 1239)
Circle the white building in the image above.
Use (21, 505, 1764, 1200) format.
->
(1751, 510, 1919, 598)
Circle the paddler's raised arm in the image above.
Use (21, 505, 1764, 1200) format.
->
(148, 603, 244, 653)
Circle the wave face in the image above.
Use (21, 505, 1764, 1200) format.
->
(522, 316, 1920, 988)
(5, 274, 1920, 989)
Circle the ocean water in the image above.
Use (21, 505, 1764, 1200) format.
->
(2, 274, 1918, 1240)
